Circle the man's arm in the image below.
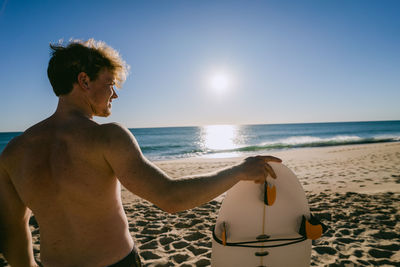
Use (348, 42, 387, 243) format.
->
(102, 123, 281, 213)
(0, 161, 37, 267)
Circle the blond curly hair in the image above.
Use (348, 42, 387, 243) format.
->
(47, 38, 130, 96)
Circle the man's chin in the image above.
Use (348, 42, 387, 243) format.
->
(96, 110, 111, 117)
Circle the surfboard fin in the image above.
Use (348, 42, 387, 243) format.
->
(299, 214, 327, 240)
(221, 222, 227, 246)
(264, 182, 276, 206)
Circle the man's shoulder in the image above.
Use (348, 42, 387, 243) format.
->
(0, 123, 47, 167)
(0, 137, 24, 176)
(0, 134, 24, 160)
(97, 122, 138, 146)
(3, 119, 52, 151)
(98, 122, 135, 140)
(98, 122, 128, 133)
(98, 123, 142, 157)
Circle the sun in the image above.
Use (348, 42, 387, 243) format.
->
(209, 72, 231, 95)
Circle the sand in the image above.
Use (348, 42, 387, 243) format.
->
(1, 142, 399, 266)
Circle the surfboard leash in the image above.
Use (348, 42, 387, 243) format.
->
(212, 226, 307, 248)
(212, 213, 327, 249)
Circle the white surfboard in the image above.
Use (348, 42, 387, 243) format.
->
(211, 162, 312, 267)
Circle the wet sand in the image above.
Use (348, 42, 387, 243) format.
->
(1, 142, 399, 266)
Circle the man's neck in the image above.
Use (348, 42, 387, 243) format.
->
(54, 95, 93, 120)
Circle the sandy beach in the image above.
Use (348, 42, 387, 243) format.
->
(1, 142, 399, 266)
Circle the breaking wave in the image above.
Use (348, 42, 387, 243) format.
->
(204, 135, 400, 156)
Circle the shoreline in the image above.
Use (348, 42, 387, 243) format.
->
(153, 142, 400, 193)
(1, 142, 399, 266)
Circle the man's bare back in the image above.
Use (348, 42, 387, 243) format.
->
(1, 114, 133, 266)
(0, 39, 280, 266)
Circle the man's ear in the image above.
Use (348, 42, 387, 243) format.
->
(77, 72, 90, 90)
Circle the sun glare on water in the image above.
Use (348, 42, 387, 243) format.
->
(200, 125, 242, 158)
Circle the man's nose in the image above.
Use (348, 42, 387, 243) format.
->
(112, 89, 118, 99)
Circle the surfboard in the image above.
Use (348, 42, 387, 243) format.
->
(211, 162, 312, 267)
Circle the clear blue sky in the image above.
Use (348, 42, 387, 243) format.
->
(0, 0, 399, 132)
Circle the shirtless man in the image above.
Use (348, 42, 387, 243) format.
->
(0, 39, 281, 267)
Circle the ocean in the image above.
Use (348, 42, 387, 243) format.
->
(1, 121, 399, 161)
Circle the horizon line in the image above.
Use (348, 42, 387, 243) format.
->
(126, 119, 400, 130)
(2, 119, 400, 133)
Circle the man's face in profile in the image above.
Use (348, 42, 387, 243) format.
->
(87, 69, 118, 117)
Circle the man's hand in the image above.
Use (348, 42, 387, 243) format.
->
(235, 155, 282, 184)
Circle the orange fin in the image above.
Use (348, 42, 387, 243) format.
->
(299, 214, 327, 240)
(264, 182, 276, 206)
(305, 220, 323, 240)
(221, 222, 227, 246)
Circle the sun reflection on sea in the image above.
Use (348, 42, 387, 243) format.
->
(200, 125, 241, 158)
